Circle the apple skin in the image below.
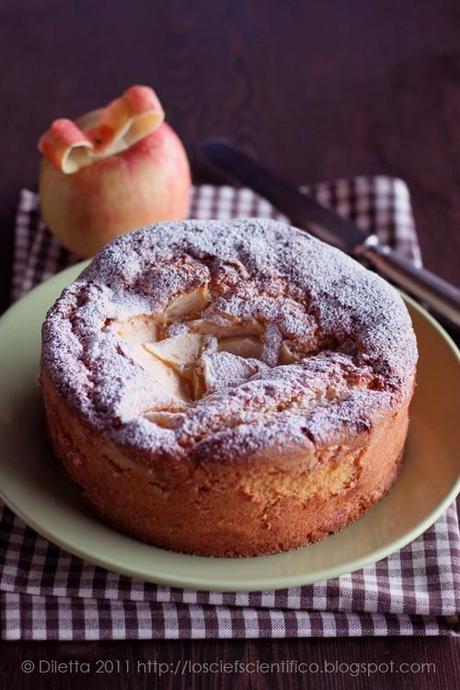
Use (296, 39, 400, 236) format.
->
(39, 121, 191, 258)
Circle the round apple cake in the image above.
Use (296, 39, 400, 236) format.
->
(40, 219, 418, 557)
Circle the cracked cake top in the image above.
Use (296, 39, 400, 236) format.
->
(41, 219, 418, 466)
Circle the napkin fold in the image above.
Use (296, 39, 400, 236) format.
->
(1, 180, 458, 640)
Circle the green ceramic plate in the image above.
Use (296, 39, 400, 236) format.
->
(0, 262, 459, 591)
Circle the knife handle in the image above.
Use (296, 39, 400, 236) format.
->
(363, 243, 460, 326)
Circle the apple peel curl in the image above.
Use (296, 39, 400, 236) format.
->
(38, 86, 165, 174)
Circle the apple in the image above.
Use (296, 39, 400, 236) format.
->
(38, 85, 191, 257)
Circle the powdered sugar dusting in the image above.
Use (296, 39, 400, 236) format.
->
(203, 352, 268, 393)
(41, 219, 417, 464)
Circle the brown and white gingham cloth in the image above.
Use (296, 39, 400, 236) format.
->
(1, 180, 458, 640)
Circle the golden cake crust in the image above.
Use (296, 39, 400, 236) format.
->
(42, 365, 410, 556)
(40, 219, 418, 556)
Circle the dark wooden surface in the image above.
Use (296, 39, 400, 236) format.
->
(0, 1, 459, 688)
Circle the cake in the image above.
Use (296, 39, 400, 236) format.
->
(40, 219, 418, 557)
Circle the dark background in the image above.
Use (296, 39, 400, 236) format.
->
(0, 1, 459, 688)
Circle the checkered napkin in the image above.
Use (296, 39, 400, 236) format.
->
(1, 180, 458, 640)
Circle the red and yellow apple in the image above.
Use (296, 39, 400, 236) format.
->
(38, 85, 191, 257)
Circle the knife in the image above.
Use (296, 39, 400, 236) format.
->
(199, 139, 460, 328)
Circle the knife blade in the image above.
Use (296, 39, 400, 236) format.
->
(199, 139, 460, 328)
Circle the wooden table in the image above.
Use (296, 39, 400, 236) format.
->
(0, 1, 458, 688)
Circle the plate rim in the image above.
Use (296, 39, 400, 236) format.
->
(0, 263, 458, 592)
